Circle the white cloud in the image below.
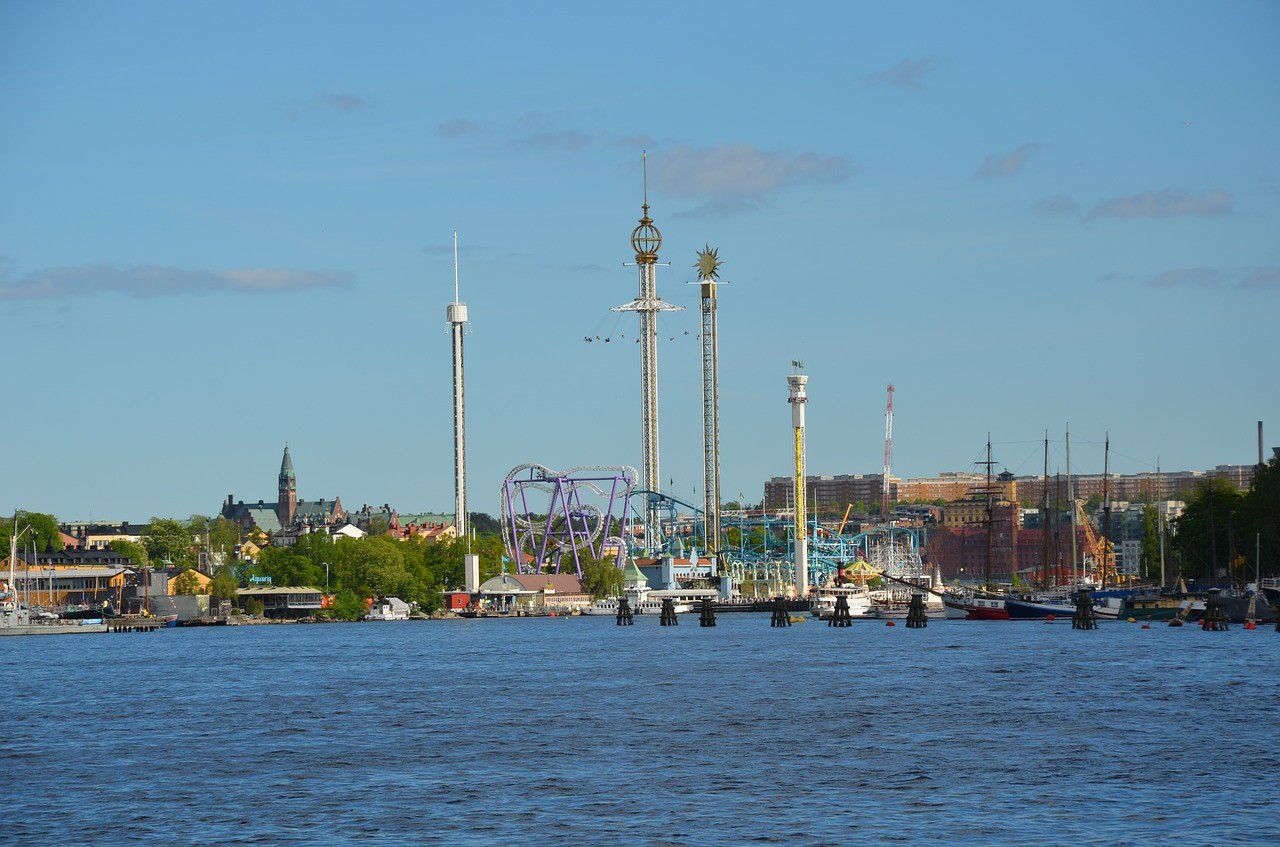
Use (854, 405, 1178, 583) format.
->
(647, 144, 854, 215)
(975, 143, 1042, 180)
(1087, 189, 1231, 220)
(0, 264, 354, 301)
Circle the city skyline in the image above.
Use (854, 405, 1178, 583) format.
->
(3, 1, 1277, 520)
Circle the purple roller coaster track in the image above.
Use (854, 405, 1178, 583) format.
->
(500, 463, 637, 578)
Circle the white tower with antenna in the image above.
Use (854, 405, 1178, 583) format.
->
(612, 154, 682, 551)
(447, 232, 469, 539)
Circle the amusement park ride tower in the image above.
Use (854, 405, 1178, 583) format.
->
(788, 367, 809, 597)
(446, 232, 469, 539)
(613, 156, 682, 550)
(694, 246, 725, 563)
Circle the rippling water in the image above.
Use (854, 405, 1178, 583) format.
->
(4, 616, 1277, 846)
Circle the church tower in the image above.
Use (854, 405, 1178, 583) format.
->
(278, 445, 297, 529)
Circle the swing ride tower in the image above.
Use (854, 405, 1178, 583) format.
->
(612, 156, 682, 551)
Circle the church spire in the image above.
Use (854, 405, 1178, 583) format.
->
(278, 445, 297, 528)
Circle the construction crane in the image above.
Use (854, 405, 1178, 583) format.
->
(881, 384, 894, 519)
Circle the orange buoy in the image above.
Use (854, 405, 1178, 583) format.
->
(1244, 620, 1257, 630)
(885, 620, 896, 627)
(1141, 624, 1151, 629)
(1046, 614, 1055, 622)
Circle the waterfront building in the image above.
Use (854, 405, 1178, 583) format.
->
(236, 585, 324, 620)
(3, 546, 137, 609)
(58, 521, 145, 551)
(474, 573, 591, 614)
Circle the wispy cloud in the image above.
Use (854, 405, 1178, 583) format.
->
(1147, 268, 1225, 289)
(975, 143, 1042, 180)
(1138, 265, 1278, 292)
(1240, 266, 1280, 291)
(647, 144, 855, 216)
(317, 92, 366, 112)
(436, 118, 481, 138)
(867, 57, 940, 91)
(1033, 195, 1078, 216)
(0, 264, 354, 301)
(616, 134, 657, 149)
(511, 130, 591, 151)
(1087, 189, 1231, 220)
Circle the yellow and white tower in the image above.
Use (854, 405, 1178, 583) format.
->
(787, 367, 809, 597)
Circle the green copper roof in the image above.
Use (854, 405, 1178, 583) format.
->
(279, 446, 295, 479)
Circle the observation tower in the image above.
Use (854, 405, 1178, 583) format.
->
(447, 232, 469, 538)
(612, 155, 682, 550)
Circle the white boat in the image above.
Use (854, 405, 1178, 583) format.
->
(582, 588, 692, 616)
(365, 596, 410, 621)
(810, 584, 877, 619)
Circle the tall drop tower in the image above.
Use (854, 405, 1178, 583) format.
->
(788, 366, 809, 598)
(446, 232, 469, 539)
(694, 246, 725, 563)
(612, 155, 682, 550)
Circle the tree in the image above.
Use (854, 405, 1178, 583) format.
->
(210, 570, 238, 603)
(172, 569, 204, 595)
(111, 538, 149, 567)
(1247, 455, 1280, 578)
(468, 511, 502, 536)
(1, 511, 63, 559)
(579, 553, 625, 599)
(144, 517, 196, 567)
(1139, 505, 1162, 582)
(1171, 478, 1244, 583)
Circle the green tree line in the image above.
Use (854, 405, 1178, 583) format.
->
(1170, 455, 1280, 584)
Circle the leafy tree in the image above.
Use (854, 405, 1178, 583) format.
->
(111, 538, 149, 567)
(172, 569, 203, 595)
(579, 553, 625, 599)
(721, 500, 743, 512)
(1171, 478, 1245, 583)
(468, 511, 502, 536)
(144, 517, 196, 567)
(244, 597, 264, 616)
(1247, 455, 1280, 578)
(210, 570, 239, 602)
(1, 511, 63, 559)
(1139, 505, 1162, 582)
(258, 545, 325, 588)
(327, 588, 365, 621)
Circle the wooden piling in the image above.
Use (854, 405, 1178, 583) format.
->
(770, 597, 791, 627)
(1201, 588, 1229, 631)
(659, 597, 679, 626)
(699, 597, 716, 627)
(906, 592, 927, 628)
(828, 594, 852, 627)
(1072, 589, 1098, 630)
(615, 596, 633, 626)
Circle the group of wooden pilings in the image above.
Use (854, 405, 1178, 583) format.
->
(108, 616, 163, 633)
(1201, 588, 1230, 631)
(1073, 589, 1099, 630)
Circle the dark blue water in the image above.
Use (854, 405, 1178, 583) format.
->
(3, 616, 1276, 846)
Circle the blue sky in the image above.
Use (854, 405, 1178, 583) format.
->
(3, 0, 1277, 522)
